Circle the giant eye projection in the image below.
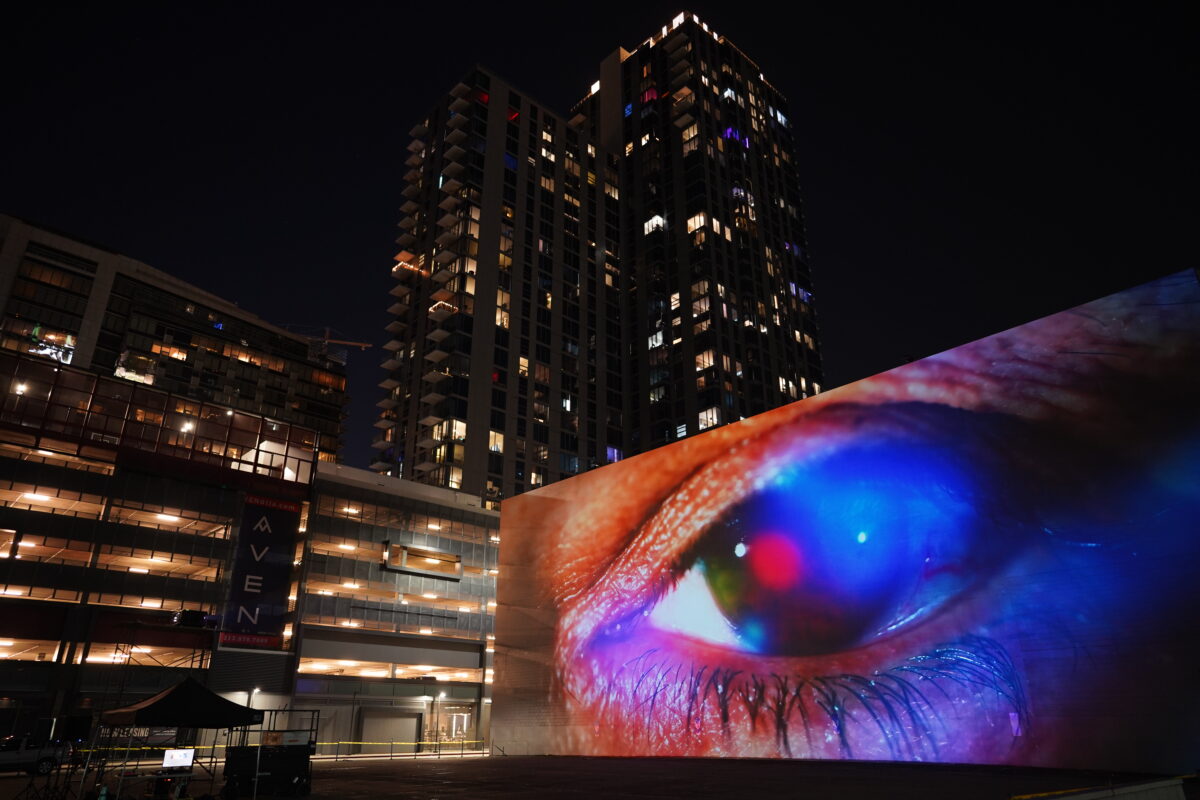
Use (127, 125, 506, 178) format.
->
(492, 271, 1200, 773)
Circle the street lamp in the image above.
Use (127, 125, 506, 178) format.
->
(434, 692, 446, 751)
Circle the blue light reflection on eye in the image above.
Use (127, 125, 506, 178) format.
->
(691, 440, 993, 655)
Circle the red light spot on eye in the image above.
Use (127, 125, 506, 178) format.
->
(748, 532, 803, 590)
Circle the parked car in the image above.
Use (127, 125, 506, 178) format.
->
(0, 735, 73, 775)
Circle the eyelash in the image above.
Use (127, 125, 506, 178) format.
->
(578, 634, 1029, 760)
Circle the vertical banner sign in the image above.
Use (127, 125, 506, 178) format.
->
(219, 494, 300, 651)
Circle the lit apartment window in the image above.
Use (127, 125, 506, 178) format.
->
(643, 215, 666, 235)
(488, 430, 504, 453)
(698, 407, 720, 431)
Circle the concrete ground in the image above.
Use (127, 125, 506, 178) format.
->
(1, 755, 1191, 800)
(309, 756, 1187, 800)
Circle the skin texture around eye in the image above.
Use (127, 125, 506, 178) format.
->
(496, 272, 1200, 769)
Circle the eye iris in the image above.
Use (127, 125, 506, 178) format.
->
(697, 442, 982, 655)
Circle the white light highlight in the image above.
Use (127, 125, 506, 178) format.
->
(646, 563, 741, 648)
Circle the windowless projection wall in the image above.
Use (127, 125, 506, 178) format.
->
(493, 270, 1200, 772)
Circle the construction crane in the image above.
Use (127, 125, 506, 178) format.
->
(317, 327, 372, 351)
(280, 324, 373, 351)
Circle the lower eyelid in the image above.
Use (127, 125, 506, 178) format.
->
(558, 556, 1035, 758)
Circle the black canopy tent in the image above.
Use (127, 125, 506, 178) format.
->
(99, 677, 263, 728)
(77, 677, 267, 800)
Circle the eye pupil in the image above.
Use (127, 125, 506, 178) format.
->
(733, 541, 747, 558)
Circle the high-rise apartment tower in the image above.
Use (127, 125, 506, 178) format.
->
(374, 14, 822, 502)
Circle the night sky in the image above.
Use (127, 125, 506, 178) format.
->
(3, 3, 1194, 467)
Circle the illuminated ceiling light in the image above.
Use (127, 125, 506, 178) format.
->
(131, 647, 151, 653)
(411, 665, 433, 671)
(342, 507, 360, 515)
(129, 567, 149, 574)
(438, 691, 446, 699)
(399, 599, 409, 605)
(317, 590, 333, 595)
(307, 663, 328, 670)
(157, 514, 181, 522)
(4, 589, 25, 596)
(17, 541, 34, 548)
(489, 535, 500, 543)
(341, 620, 361, 627)
(141, 600, 162, 608)
(455, 672, 469, 678)
(13, 383, 27, 395)
(362, 669, 388, 677)
(427, 523, 441, 530)
(489, 569, 499, 575)
(419, 628, 433, 635)
(486, 634, 495, 640)
(422, 593, 437, 599)
(343, 582, 360, 589)
(485, 647, 495, 653)
(36, 450, 55, 456)
(0, 641, 13, 647)
(338, 544, 355, 550)
(483, 698, 492, 704)
(458, 606, 471, 612)
(226, 410, 233, 416)
(181, 422, 194, 433)
(423, 557, 440, 564)
(23, 493, 50, 502)
(152, 556, 169, 562)
(487, 601, 497, 607)
(337, 660, 358, 666)
(435, 675, 449, 681)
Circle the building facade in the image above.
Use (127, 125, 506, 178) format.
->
(0, 216, 494, 748)
(578, 13, 823, 451)
(0, 350, 316, 736)
(0, 214, 347, 461)
(0, 351, 497, 748)
(372, 69, 626, 504)
(373, 14, 823, 500)
(275, 463, 498, 752)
